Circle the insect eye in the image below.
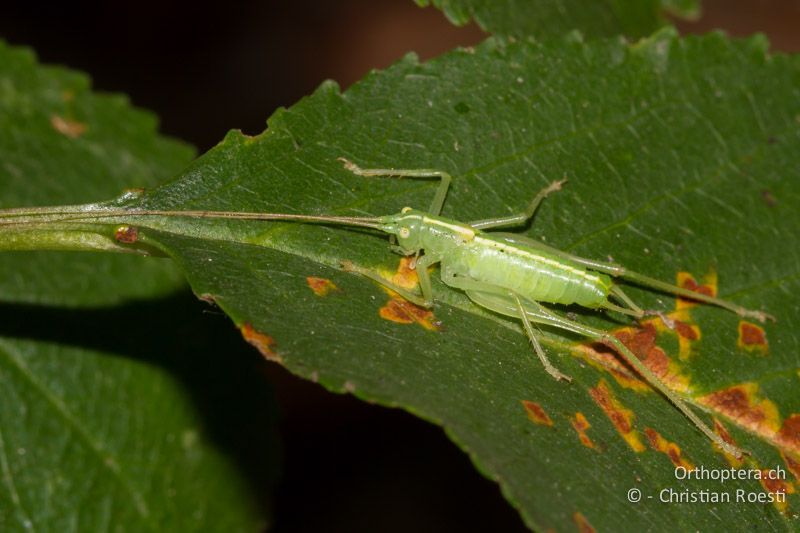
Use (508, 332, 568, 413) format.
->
(399, 227, 410, 239)
(401, 206, 412, 214)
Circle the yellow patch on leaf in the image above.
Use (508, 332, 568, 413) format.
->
(570, 412, 595, 449)
(644, 428, 694, 470)
(588, 380, 646, 452)
(386, 256, 420, 289)
(306, 276, 338, 296)
(239, 323, 281, 363)
(521, 400, 553, 427)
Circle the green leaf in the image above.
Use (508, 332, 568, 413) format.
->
(0, 42, 274, 530)
(5, 29, 800, 530)
(414, 0, 699, 39)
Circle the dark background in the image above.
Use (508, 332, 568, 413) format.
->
(2, 1, 798, 531)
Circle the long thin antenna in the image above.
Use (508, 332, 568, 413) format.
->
(0, 208, 386, 231)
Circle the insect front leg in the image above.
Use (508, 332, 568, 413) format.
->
(464, 290, 746, 459)
(468, 178, 566, 231)
(341, 253, 441, 308)
(338, 158, 452, 216)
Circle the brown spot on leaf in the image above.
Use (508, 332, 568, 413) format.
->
(644, 428, 694, 470)
(589, 380, 646, 452)
(781, 452, 800, 480)
(672, 318, 701, 360)
(738, 321, 768, 354)
(239, 323, 281, 363)
(779, 414, 800, 451)
(676, 270, 717, 310)
(597, 322, 690, 392)
(699, 383, 793, 452)
(761, 189, 777, 207)
(571, 412, 595, 449)
(521, 400, 553, 427)
(574, 330, 647, 392)
(572, 512, 595, 533)
(114, 225, 138, 244)
(673, 319, 699, 341)
(758, 470, 795, 512)
(306, 276, 338, 296)
(379, 297, 441, 331)
(50, 115, 87, 138)
(713, 419, 744, 466)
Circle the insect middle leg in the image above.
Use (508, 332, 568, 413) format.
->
(465, 289, 746, 459)
(468, 178, 566, 231)
(489, 232, 773, 323)
(338, 158, 452, 216)
(437, 267, 571, 382)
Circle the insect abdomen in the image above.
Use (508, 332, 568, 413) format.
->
(458, 238, 611, 307)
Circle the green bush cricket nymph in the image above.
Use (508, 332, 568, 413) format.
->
(0, 158, 774, 458)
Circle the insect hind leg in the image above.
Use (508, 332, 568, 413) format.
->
(338, 158, 452, 216)
(465, 290, 747, 459)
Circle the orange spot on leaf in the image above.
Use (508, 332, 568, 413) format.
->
(644, 428, 694, 470)
(50, 115, 87, 138)
(521, 400, 553, 427)
(571, 412, 595, 449)
(239, 323, 281, 363)
(589, 380, 646, 452)
(738, 321, 768, 354)
(114, 225, 138, 244)
(306, 276, 338, 296)
(377, 258, 441, 331)
(572, 512, 596, 533)
(379, 297, 441, 331)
